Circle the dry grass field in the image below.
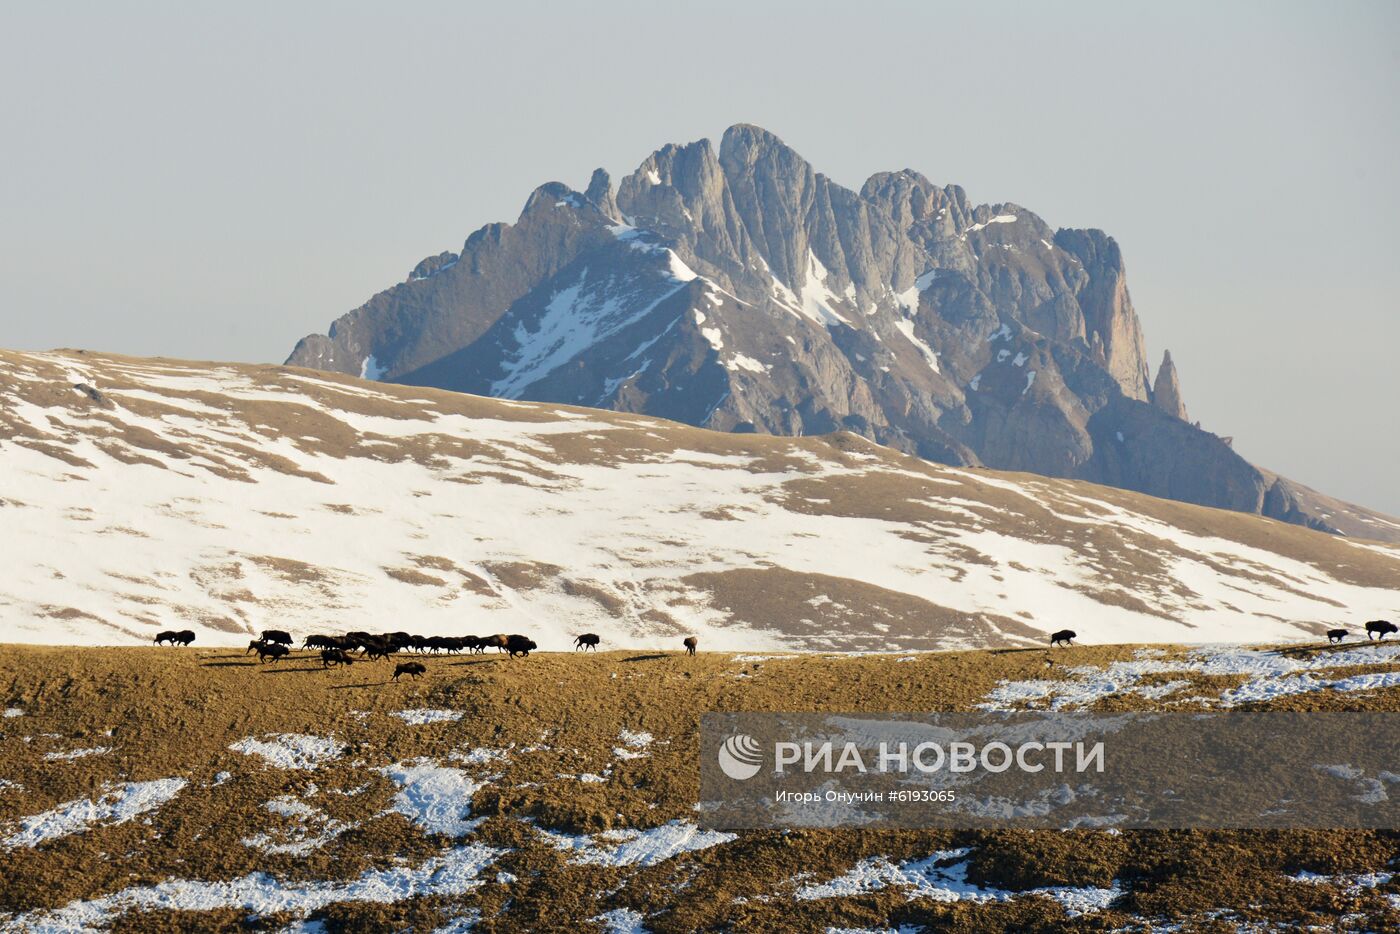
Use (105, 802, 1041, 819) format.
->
(1, 642, 1398, 932)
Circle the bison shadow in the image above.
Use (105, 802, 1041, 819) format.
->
(201, 661, 257, 668)
(328, 680, 392, 690)
(621, 653, 669, 663)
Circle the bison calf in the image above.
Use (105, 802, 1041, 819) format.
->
(1050, 629, 1076, 647)
(393, 662, 426, 681)
(1327, 628, 1349, 644)
(574, 633, 601, 652)
(683, 636, 698, 656)
(1366, 620, 1397, 641)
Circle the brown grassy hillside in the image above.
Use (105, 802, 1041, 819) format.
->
(1, 644, 1398, 932)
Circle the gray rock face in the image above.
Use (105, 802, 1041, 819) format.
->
(1152, 350, 1188, 421)
(286, 124, 1392, 540)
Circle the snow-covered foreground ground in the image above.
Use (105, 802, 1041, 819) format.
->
(980, 641, 1400, 710)
(2, 350, 1397, 651)
(2, 645, 1397, 931)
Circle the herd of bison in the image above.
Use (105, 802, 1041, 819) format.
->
(151, 627, 703, 681)
(147, 622, 1400, 682)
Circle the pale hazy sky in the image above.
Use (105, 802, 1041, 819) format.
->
(2, 1, 1397, 514)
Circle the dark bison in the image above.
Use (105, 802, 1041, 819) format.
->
(423, 636, 459, 654)
(155, 630, 195, 646)
(340, 631, 380, 653)
(362, 638, 400, 661)
(304, 634, 348, 650)
(255, 643, 289, 663)
(683, 636, 698, 656)
(1050, 629, 1076, 647)
(321, 648, 355, 668)
(575, 633, 601, 652)
(506, 635, 537, 658)
(1366, 620, 1397, 640)
(259, 629, 293, 646)
(1327, 628, 1349, 644)
(436, 636, 470, 655)
(393, 662, 426, 681)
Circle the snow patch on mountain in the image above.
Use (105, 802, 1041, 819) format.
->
(962, 214, 1018, 237)
(492, 258, 692, 398)
(359, 356, 386, 381)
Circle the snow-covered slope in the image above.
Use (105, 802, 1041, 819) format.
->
(2, 349, 1396, 649)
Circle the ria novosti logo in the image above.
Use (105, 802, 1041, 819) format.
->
(717, 733, 763, 780)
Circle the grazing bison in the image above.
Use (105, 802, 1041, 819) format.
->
(575, 633, 601, 652)
(321, 648, 355, 668)
(683, 636, 698, 656)
(259, 629, 293, 646)
(1366, 620, 1397, 641)
(506, 635, 537, 658)
(256, 643, 289, 663)
(393, 662, 426, 681)
(1050, 629, 1076, 647)
(1327, 628, 1349, 644)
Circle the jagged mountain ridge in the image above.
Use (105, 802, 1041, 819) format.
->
(286, 124, 1399, 542)
(3, 350, 1397, 649)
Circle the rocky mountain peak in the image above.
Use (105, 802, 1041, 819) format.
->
(283, 124, 1392, 541)
(584, 168, 618, 220)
